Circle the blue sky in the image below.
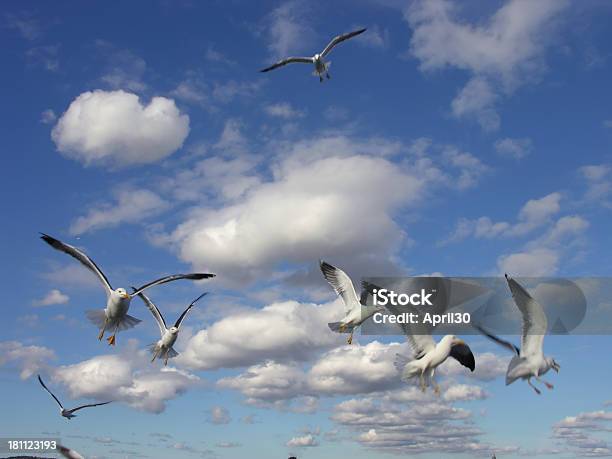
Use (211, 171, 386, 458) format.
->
(1, 0, 612, 458)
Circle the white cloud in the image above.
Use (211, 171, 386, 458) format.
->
(442, 384, 487, 402)
(263, 0, 316, 59)
(52, 90, 190, 167)
(70, 188, 169, 235)
(497, 247, 559, 276)
(263, 102, 305, 119)
(40, 109, 57, 124)
(450, 77, 499, 131)
(406, 0, 569, 130)
(0, 341, 56, 379)
(443, 192, 561, 244)
(307, 341, 404, 395)
(286, 434, 318, 447)
(331, 395, 511, 455)
(178, 300, 344, 370)
(494, 137, 533, 159)
(553, 407, 612, 457)
(163, 154, 424, 284)
(580, 164, 611, 203)
(33, 289, 69, 306)
(208, 406, 231, 424)
(218, 361, 307, 406)
(52, 342, 199, 413)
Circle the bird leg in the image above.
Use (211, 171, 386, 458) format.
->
(164, 351, 169, 366)
(319, 75, 323, 82)
(431, 371, 441, 396)
(106, 323, 119, 346)
(419, 372, 426, 393)
(527, 377, 541, 395)
(326, 72, 331, 79)
(536, 376, 554, 390)
(151, 348, 159, 363)
(97, 318, 108, 341)
(347, 329, 354, 345)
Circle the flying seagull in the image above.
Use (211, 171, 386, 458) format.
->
(40, 233, 215, 345)
(475, 274, 560, 395)
(260, 28, 366, 82)
(362, 281, 475, 393)
(134, 289, 208, 365)
(320, 260, 383, 345)
(37, 375, 111, 419)
(57, 445, 85, 459)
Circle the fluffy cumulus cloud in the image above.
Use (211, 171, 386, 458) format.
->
(443, 192, 562, 244)
(164, 154, 422, 283)
(33, 289, 69, 306)
(307, 341, 404, 395)
(286, 434, 318, 448)
(52, 342, 199, 413)
(178, 299, 344, 371)
(0, 341, 56, 379)
(51, 90, 190, 167)
(331, 395, 513, 455)
(70, 188, 169, 235)
(553, 407, 612, 457)
(406, 0, 569, 130)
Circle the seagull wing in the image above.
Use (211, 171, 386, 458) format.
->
(473, 324, 520, 356)
(505, 274, 548, 357)
(40, 233, 113, 294)
(68, 400, 112, 413)
(174, 292, 208, 329)
(321, 28, 367, 57)
(57, 445, 85, 459)
(131, 273, 215, 296)
(38, 374, 63, 409)
(133, 288, 167, 336)
(449, 342, 476, 371)
(362, 281, 435, 359)
(320, 261, 360, 314)
(260, 57, 313, 72)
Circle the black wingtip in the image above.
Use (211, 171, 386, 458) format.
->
(504, 273, 510, 280)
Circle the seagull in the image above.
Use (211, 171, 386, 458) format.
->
(260, 28, 366, 82)
(57, 445, 85, 459)
(320, 260, 383, 345)
(475, 274, 560, 395)
(37, 375, 111, 419)
(40, 233, 215, 345)
(134, 289, 208, 365)
(362, 281, 476, 393)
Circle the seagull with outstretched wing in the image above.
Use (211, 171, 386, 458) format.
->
(362, 281, 475, 394)
(320, 260, 382, 345)
(475, 274, 560, 395)
(260, 28, 366, 82)
(40, 233, 215, 345)
(38, 375, 111, 419)
(134, 290, 208, 365)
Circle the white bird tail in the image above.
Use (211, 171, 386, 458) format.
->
(86, 309, 106, 328)
(86, 310, 141, 331)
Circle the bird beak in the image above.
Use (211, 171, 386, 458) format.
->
(122, 293, 130, 299)
(455, 339, 465, 346)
